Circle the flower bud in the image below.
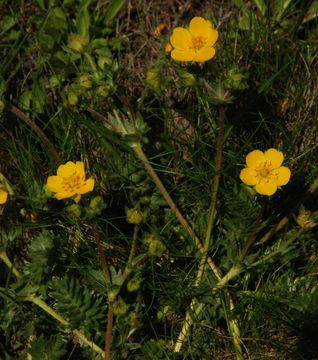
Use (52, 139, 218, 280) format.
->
(127, 277, 141, 292)
(146, 69, 161, 90)
(67, 92, 78, 106)
(79, 75, 92, 89)
(0, 100, 5, 113)
(66, 204, 82, 218)
(112, 297, 129, 316)
(224, 67, 248, 90)
(149, 239, 166, 257)
(206, 81, 233, 105)
(178, 70, 196, 87)
(296, 205, 316, 229)
(49, 75, 61, 88)
(126, 208, 143, 224)
(96, 85, 109, 97)
(68, 34, 88, 53)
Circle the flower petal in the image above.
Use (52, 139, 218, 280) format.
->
(57, 161, 76, 177)
(246, 150, 265, 169)
(0, 189, 8, 204)
(189, 17, 212, 37)
(240, 168, 258, 186)
(77, 178, 95, 194)
(255, 180, 277, 196)
(193, 46, 216, 62)
(206, 28, 219, 47)
(171, 49, 195, 61)
(274, 166, 291, 186)
(46, 176, 63, 192)
(170, 28, 192, 50)
(55, 190, 76, 200)
(75, 161, 85, 178)
(264, 148, 284, 168)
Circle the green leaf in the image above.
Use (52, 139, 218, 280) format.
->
(303, 0, 318, 23)
(273, 0, 293, 21)
(252, 0, 266, 16)
(76, 5, 90, 38)
(104, 0, 126, 25)
(28, 335, 66, 360)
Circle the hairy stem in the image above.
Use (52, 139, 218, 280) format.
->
(128, 225, 139, 266)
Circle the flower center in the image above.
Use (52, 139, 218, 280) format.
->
(191, 36, 206, 51)
(256, 162, 277, 182)
(62, 172, 84, 191)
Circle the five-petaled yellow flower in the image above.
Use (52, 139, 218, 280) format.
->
(168, 16, 218, 62)
(47, 161, 95, 203)
(240, 149, 291, 196)
(0, 185, 8, 205)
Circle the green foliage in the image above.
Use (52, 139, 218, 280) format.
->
(49, 276, 106, 333)
(28, 335, 67, 360)
(0, 0, 317, 358)
(24, 231, 56, 286)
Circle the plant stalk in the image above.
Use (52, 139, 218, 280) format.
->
(195, 106, 225, 286)
(131, 142, 222, 281)
(0, 252, 104, 356)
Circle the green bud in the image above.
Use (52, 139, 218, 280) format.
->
(68, 34, 88, 53)
(149, 239, 166, 257)
(127, 277, 141, 292)
(68, 92, 78, 106)
(0, 100, 4, 113)
(127, 311, 140, 328)
(66, 204, 81, 218)
(112, 297, 129, 316)
(296, 205, 316, 229)
(146, 69, 161, 90)
(224, 67, 248, 90)
(126, 208, 143, 224)
(96, 85, 109, 97)
(49, 75, 61, 88)
(143, 233, 158, 245)
(108, 285, 120, 303)
(179, 70, 196, 87)
(79, 74, 92, 89)
(206, 81, 233, 105)
(89, 196, 106, 214)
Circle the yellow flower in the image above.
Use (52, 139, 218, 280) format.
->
(0, 186, 8, 205)
(46, 161, 94, 203)
(169, 16, 218, 62)
(240, 149, 291, 196)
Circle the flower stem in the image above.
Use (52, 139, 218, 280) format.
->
(131, 142, 221, 280)
(128, 225, 139, 266)
(174, 107, 243, 359)
(0, 252, 104, 356)
(195, 106, 225, 286)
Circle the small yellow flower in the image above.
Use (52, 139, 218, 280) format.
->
(46, 161, 94, 203)
(240, 149, 291, 196)
(168, 16, 218, 62)
(0, 186, 8, 205)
